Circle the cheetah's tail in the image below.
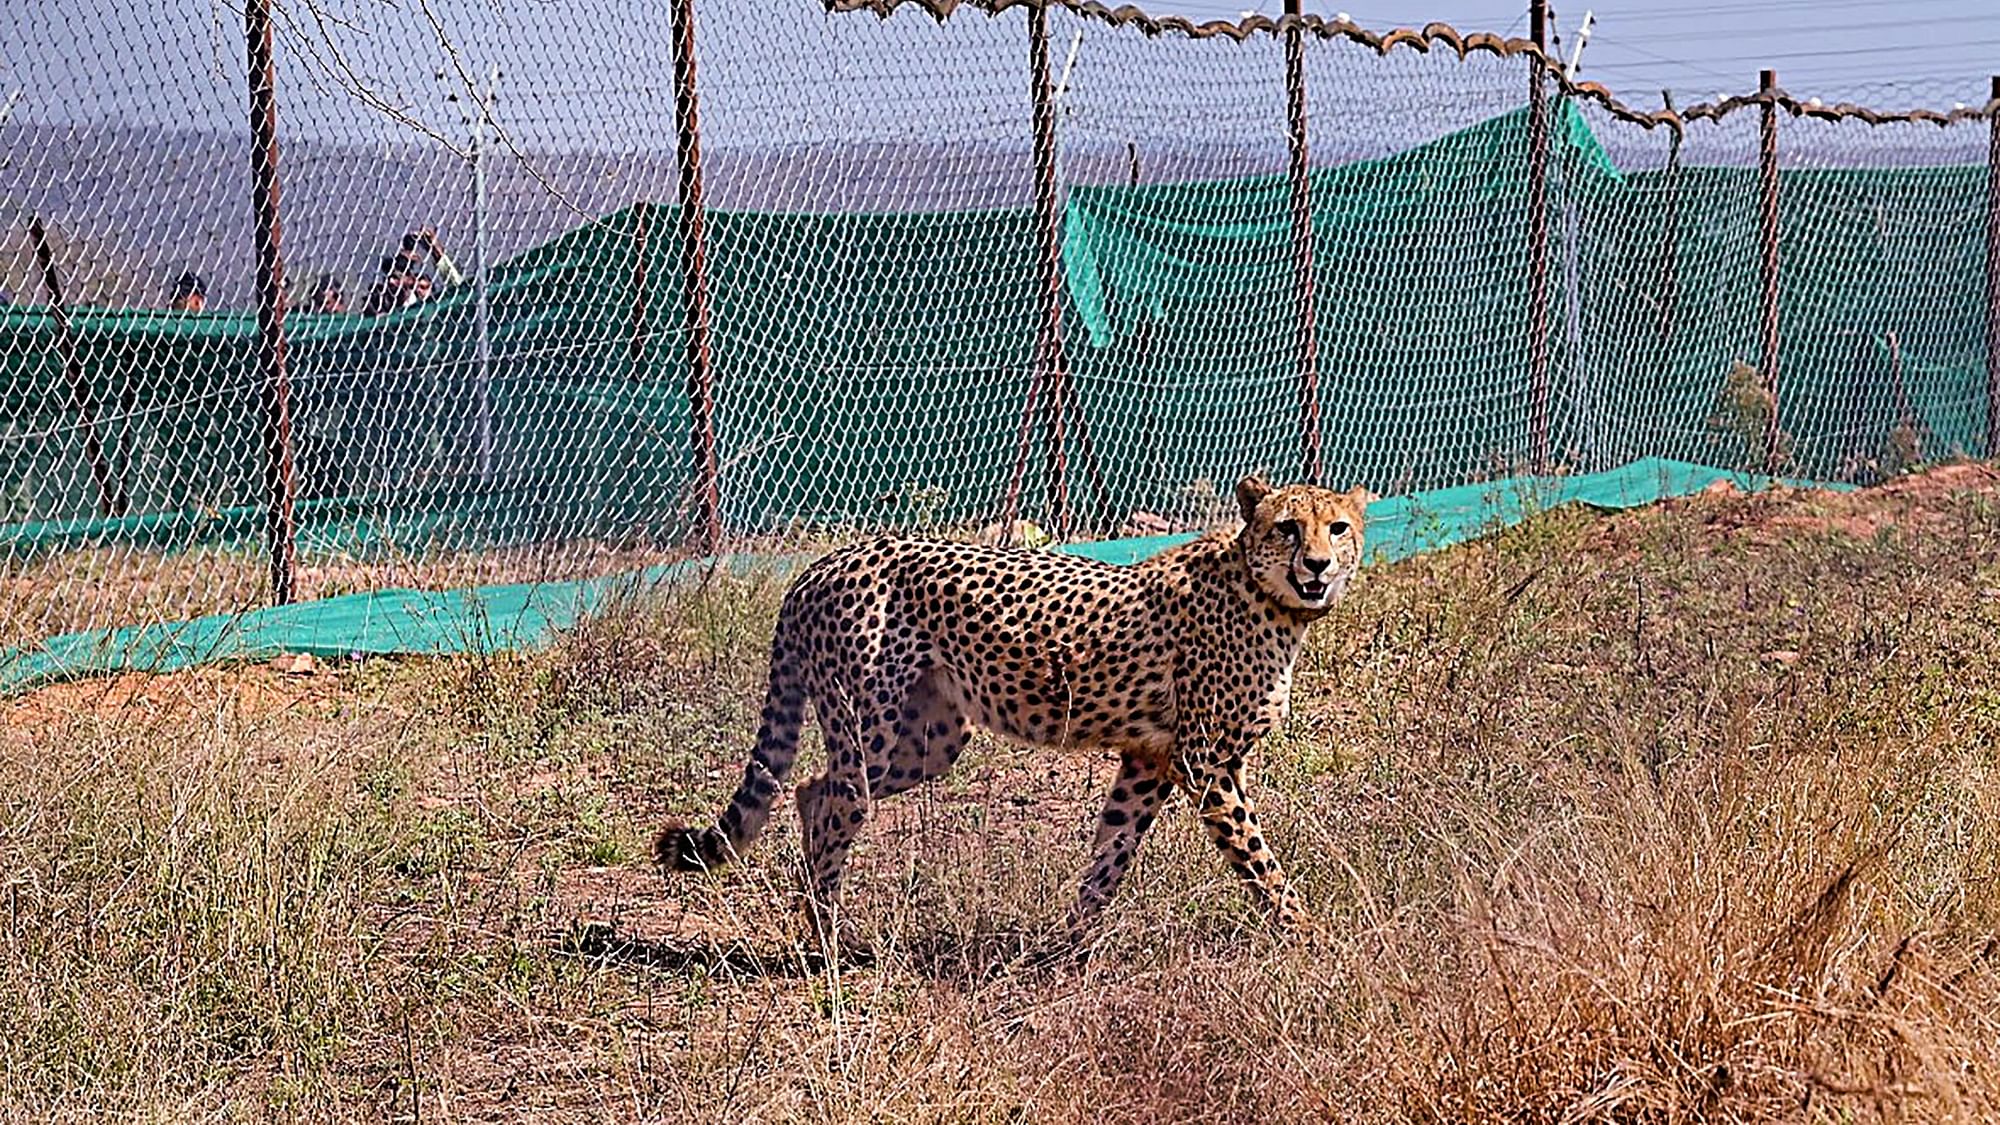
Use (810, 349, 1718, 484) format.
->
(654, 641, 806, 874)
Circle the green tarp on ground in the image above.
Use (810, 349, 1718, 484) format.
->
(0, 457, 1846, 694)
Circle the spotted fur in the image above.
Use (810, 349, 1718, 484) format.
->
(656, 474, 1372, 940)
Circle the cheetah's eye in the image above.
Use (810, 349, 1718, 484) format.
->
(1274, 519, 1301, 540)
(1329, 521, 1351, 537)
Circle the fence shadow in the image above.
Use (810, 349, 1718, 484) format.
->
(557, 919, 1075, 982)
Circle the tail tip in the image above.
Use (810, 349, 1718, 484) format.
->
(655, 821, 727, 874)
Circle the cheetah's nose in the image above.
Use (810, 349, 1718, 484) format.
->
(1302, 556, 1332, 576)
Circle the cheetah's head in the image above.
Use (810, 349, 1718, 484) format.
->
(1235, 475, 1374, 615)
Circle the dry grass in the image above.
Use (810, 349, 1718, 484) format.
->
(0, 538, 688, 651)
(3, 466, 1997, 1122)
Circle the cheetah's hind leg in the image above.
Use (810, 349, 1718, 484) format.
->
(793, 664, 922, 960)
(870, 669, 968, 799)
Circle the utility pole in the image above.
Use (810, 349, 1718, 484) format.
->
(469, 64, 498, 485)
(1564, 10, 1595, 79)
(1526, 0, 1552, 473)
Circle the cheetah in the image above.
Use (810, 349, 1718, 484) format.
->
(655, 474, 1372, 943)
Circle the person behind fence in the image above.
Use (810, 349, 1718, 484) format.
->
(169, 271, 206, 312)
(363, 227, 463, 315)
(309, 273, 348, 313)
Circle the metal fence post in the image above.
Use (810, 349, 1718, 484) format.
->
(625, 199, 653, 535)
(670, 0, 722, 554)
(29, 217, 122, 517)
(1283, 0, 1322, 486)
(1985, 75, 2000, 455)
(1526, 0, 1552, 475)
(1758, 68, 1783, 473)
(245, 0, 297, 604)
(1656, 90, 1681, 360)
(1028, 0, 1071, 540)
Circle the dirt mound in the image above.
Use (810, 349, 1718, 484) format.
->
(1644, 460, 2000, 544)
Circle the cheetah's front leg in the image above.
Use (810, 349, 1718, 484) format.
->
(1183, 747, 1304, 929)
(1065, 753, 1174, 939)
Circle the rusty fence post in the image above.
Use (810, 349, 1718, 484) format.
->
(670, 0, 722, 554)
(1027, 1, 1071, 539)
(28, 216, 123, 517)
(1526, 0, 1552, 475)
(1985, 75, 2000, 455)
(999, 355, 1043, 539)
(245, 0, 297, 604)
(1656, 90, 1681, 363)
(1283, 0, 1322, 486)
(623, 199, 652, 536)
(1001, 4, 1106, 540)
(1758, 68, 1783, 473)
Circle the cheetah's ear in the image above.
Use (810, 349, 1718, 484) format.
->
(1346, 486, 1379, 509)
(1235, 474, 1272, 523)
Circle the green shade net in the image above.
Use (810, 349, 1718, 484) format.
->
(1, 207, 684, 557)
(1061, 98, 1988, 505)
(3, 201, 1048, 554)
(6, 101, 1982, 559)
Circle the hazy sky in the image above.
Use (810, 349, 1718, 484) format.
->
(5, 0, 1996, 138)
(1166, 0, 2000, 109)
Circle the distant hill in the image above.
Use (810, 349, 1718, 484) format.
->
(0, 120, 1276, 310)
(0, 111, 1982, 313)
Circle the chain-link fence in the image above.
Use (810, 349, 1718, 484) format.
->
(3, 0, 1996, 661)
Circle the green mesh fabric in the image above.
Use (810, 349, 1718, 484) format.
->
(7, 100, 1984, 562)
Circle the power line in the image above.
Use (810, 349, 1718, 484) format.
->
(1593, 0, 1917, 22)
(1680, 14, 1992, 35)
(1582, 33, 1742, 87)
(1640, 37, 2000, 64)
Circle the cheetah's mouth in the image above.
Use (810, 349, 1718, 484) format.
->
(1289, 575, 1331, 603)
